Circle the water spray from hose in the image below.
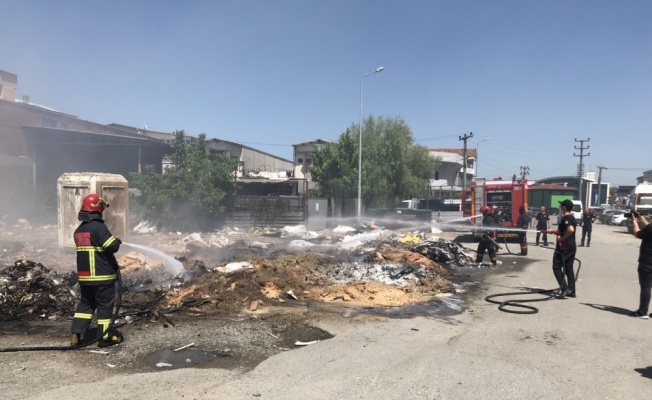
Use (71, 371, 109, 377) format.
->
(121, 242, 185, 278)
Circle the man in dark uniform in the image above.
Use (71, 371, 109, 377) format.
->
(535, 206, 550, 246)
(580, 208, 595, 247)
(629, 211, 652, 318)
(516, 205, 530, 255)
(548, 199, 578, 299)
(476, 206, 497, 266)
(491, 205, 501, 225)
(489, 205, 502, 253)
(70, 194, 123, 347)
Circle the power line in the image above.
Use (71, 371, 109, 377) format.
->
(604, 167, 651, 171)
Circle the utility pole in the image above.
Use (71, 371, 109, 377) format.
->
(596, 165, 607, 206)
(574, 138, 590, 205)
(459, 132, 474, 189)
(520, 165, 530, 181)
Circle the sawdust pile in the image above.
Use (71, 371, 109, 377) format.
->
(152, 243, 456, 313)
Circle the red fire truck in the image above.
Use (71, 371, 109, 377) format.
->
(462, 177, 529, 240)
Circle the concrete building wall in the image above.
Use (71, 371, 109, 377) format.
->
(241, 147, 293, 174)
(428, 149, 477, 187)
(207, 140, 293, 176)
(292, 140, 333, 180)
(0, 70, 17, 102)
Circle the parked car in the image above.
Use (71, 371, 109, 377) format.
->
(599, 210, 619, 224)
(609, 210, 627, 226)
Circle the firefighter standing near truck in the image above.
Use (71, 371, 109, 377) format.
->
(490, 205, 502, 253)
(491, 205, 501, 225)
(517, 205, 529, 255)
(476, 206, 498, 266)
(70, 194, 123, 347)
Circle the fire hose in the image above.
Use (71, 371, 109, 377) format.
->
(0, 268, 123, 353)
(485, 232, 582, 314)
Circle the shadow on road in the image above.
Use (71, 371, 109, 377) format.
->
(580, 303, 631, 316)
(634, 366, 652, 379)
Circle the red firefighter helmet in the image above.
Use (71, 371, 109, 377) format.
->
(81, 194, 109, 213)
(480, 205, 491, 214)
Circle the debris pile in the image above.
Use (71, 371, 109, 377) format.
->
(0, 221, 486, 320)
(0, 260, 77, 321)
(118, 251, 185, 292)
(414, 239, 477, 268)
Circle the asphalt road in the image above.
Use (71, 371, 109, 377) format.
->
(25, 222, 652, 399)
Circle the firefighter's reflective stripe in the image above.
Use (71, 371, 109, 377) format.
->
(78, 274, 117, 282)
(74, 312, 93, 320)
(76, 241, 116, 283)
(102, 236, 117, 250)
(77, 245, 100, 277)
(97, 318, 112, 339)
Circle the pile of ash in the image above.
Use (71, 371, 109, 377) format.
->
(0, 260, 77, 321)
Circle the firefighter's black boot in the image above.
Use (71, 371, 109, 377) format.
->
(70, 333, 80, 346)
(579, 241, 584, 247)
(98, 330, 123, 348)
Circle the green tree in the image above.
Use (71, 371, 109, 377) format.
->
(608, 187, 617, 205)
(130, 130, 239, 231)
(310, 116, 439, 208)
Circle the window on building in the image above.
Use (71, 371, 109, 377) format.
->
(306, 158, 312, 164)
(433, 171, 440, 180)
(298, 158, 304, 163)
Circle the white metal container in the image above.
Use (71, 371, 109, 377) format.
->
(57, 173, 129, 247)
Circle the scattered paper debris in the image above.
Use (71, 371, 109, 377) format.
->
(295, 340, 318, 346)
(156, 362, 173, 368)
(218, 262, 254, 273)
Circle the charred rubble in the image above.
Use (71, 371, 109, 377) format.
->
(0, 231, 482, 322)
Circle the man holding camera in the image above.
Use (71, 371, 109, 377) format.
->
(629, 211, 652, 319)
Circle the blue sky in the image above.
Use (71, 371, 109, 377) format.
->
(1, 1, 650, 186)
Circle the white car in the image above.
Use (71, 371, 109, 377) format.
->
(610, 211, 627, 226)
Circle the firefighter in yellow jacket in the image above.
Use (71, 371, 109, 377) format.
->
(70, 194, 122, 347)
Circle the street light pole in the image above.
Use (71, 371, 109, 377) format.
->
(475, 138, 490, 179)
(357, 66, 384, 218)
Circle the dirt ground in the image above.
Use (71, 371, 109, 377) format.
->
(0, 219, 485, 399)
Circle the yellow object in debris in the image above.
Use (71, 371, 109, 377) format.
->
(400, 235, 421, 244)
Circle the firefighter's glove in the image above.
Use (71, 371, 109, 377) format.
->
(115, 237, 122, 245)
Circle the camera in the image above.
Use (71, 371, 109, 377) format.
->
(624, 211, 640, 218)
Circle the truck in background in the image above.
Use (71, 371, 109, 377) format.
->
(558, 200, 584, 225)
(461, 177, 529, 243)
(398, 198, 460, 212)
(626, 183, 652, 233)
